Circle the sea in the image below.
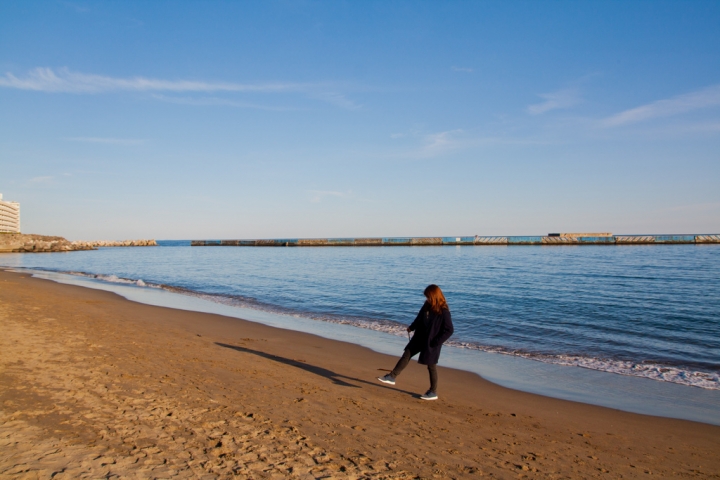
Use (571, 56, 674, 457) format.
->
(2, 242, 719, 424)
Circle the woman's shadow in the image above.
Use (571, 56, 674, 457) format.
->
(215, 342, 418, 397)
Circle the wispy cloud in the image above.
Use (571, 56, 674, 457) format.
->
(451, 66, 473, 73)
(63, 137, 146, 145)
(26, 173, 75, 186)
(393, 129, 551, 159)
(0, 67, 362, 110)
(309, 190, 351, 203)
(29, 176, 54, 184)
(603, 85, 720, 127)
(395, 129, 474, 158)
(422, 129, 465, 154)
(527, 88, 582, 115)
(307, 91, 362, 110)
(0, 67, 311, 94)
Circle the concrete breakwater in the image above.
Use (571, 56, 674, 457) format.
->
(72, 239, 158, 248)
(191, 234, 720, 247)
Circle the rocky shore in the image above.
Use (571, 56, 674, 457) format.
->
(0, 234, 157, 253)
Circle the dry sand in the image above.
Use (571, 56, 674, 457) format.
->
(1, 269, 719, 479)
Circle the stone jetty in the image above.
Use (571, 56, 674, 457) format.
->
(191, 234, 720, 247)
(0, 234, 157, 253)
(71, 239, 158, 248)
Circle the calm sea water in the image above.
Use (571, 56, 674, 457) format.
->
(2, 243, 719, 390)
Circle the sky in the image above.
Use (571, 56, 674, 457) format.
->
(1, 0, 719, 240)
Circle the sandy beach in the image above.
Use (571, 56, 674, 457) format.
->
(1, 269, 719, 479)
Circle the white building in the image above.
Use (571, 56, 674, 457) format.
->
(0, 193, 21, 233)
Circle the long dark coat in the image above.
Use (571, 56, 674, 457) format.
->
(406, 302, 454, 365)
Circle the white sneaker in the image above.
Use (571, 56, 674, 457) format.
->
(377, 374, 396, 385)
(420, 390, 438, 401)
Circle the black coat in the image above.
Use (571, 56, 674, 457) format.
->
(406, 302, 454, 365)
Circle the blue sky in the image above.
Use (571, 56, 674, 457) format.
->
(1, 1, 719, 240)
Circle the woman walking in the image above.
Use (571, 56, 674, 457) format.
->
(378, 284, 454, 400)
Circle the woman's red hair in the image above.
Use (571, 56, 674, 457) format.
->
(424, 284, 448, 314)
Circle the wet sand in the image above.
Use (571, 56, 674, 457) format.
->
(1, 269, 719, 478)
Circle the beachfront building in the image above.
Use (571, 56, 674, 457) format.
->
(0, 193, 21, 233)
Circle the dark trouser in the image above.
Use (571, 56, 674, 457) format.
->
(390, 348, 438, 393)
